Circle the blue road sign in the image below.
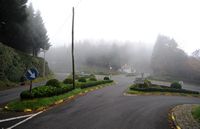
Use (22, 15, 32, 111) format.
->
(25, 68, 39, 80)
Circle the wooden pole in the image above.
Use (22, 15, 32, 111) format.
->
(72, 7, 75, 89)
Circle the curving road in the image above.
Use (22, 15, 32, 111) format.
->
(14, 75, 200, 129)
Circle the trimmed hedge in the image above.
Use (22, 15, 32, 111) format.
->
(104, 76, 110, 80)
(81, 80, 113, 89)
(46, 79, 60, 87)
(20, 84, 73, 99)
(63, 78, 73, 84)
(130, 84, 199, 94)
(89, 77, 97, 81)
(170, 82, 182, 89)
(78, 77, 87, 82)
(77, 80, 113, 89)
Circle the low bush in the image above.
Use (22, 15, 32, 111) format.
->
(130, 84, 199, 94)
(89, 77, 97, 81)
(170, 82, 182, 89)
(78, 77, 87, 82)
(46, 79, 60, 87)
(63, 78, 73, 84)
(20, 84, 73, 99)
(104, 76, 110, 80)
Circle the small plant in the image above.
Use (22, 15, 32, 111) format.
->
(104, 76, 110, 80)
(63, 78, 73, 84)
(46, 79, 60, 87)
(170, 82, 182, 89)
(89, 77, 97, 81)
(78, 77, 86, 82)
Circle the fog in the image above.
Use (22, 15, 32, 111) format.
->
(44, 40, 153, 74)
(30, 0, 200, 54)
(41, 35, 200, 83)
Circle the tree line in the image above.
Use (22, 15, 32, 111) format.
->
(0, 0, 50, 56)
(44, 41, 153, 73)
(151, 35, 200, 82)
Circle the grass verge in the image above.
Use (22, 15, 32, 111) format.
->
(5, 82, 114, 112)
(192, 105, 200, 122)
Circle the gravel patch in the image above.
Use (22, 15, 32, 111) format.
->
(172, 104, 200, 129)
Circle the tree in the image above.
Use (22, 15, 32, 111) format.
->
(151, 35, 187, 77)
(0, 0, 29, 51)
(0, 1, 50, 56)
(26, 4, 50, 56)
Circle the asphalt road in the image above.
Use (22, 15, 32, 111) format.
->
(0, 81, 46, 104)
(14, 75, 200, 129)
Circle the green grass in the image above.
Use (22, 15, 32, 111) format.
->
(5, 82, 114, 112)
(192, 106, 200, 121)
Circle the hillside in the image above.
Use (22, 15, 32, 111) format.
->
(0, 42, 51, 88)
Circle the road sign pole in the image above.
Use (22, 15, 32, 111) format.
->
(29, 80, 32, 93)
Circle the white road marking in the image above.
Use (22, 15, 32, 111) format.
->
(6, 111, 43, 129)
(0, 114, 33, 123)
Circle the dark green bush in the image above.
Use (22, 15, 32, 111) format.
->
(170, 82, 182, 89)
(46, 79, 60, 87)
(78, 77, 86, 82)
(63, 78, 73, 84)
(104, 76, 110, 80)
(89, 77, 97, 81)
(20, 84, 73, 99)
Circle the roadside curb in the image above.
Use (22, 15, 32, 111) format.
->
(169, 111, 181, 129)
(169, 104, 200, 129)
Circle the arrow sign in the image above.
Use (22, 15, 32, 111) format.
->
(25, 68, 39, 81)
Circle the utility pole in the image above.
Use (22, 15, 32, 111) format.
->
(71, 7, 75, 89)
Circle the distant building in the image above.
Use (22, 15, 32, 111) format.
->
(119, 64, 136, 73)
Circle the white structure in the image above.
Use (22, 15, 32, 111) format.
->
(119, 64, 135, 73)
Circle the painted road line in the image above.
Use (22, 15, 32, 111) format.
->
(0, 114, 33, 123)
(7, 111, 43, 129)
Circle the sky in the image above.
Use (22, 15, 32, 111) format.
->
(29, 0, 200, 54)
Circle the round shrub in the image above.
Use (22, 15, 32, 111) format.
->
(104, 76, 110, 80)
(170, 82, 182, 89)
(78, 77, 86, 82)
(63, 78, 73, 84)
(89, 77, 97, 81)
(46, 79, 60, 87)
